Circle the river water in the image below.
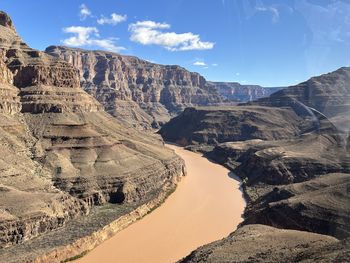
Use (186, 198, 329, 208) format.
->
(77, 144, 246, 263)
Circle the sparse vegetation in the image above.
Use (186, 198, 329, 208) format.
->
(61, 251, 88, 263)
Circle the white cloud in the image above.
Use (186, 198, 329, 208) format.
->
(79, 4, 92, 21)
(62, 26, 125, 52)
(193, 61, 207, 66)
(256, 6, 280, 23)
(129, 20, 214, 51)
(145, 59, 157, 64)
(97, 13, 127, 25)
(212, 63, 218, 67)
(62, 27, 98, 46)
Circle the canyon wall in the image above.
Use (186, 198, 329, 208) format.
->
(45, 46, 223, 129)
(0, 11, 185, 250)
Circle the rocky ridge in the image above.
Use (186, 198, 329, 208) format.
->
(209, 81, 282, 102)
(252, 67, 350, 133)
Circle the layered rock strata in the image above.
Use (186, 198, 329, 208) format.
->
(45, 46, 223, 129)
(244, 173, 350, 239)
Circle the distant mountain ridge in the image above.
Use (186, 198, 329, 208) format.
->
(208, 81, 282, 102)
(45, 46, 223, 129)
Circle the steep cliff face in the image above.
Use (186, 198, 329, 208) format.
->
(45, 46, 222, 129)
(0, 50, 21, 114)
(209, 81, 282, 102)
(0, 11, 185, 249)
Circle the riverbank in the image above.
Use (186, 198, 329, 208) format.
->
(76, 144, 246, 263)
(0, 181, 180, 263)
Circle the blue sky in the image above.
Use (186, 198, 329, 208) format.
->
(1, 0, 350, 86)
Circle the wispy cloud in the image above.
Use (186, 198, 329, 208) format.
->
(256, 6, 280, 23)
(97, 13, 127, 25)
(62, 26, 125, 52)
(128, 20, 214, 51)
(212, 63, 218, 67)
(193, 61, 206, 66)
(79, 4, 92, 21)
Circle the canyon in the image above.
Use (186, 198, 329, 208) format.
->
(0, 11, 186, 262)
(161, 67, 350, 262)
(0, 9, 349, 263)
(45, 46, 280, 130)
(75, 144, 245, 263)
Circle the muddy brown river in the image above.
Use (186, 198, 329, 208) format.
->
(77, 144, 246, 263)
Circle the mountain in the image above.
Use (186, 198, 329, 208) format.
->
(0, 10, 185, 256)
(209, 81, 282, 102)
(253, 67, 350, 132)
(45, 46, 223, 129)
